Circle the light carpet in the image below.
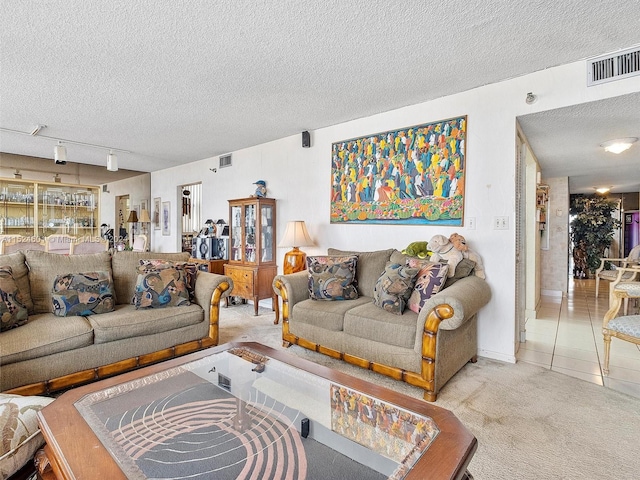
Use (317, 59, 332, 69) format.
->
(219, 304, 640, 479)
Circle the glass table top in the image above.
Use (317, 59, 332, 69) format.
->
(74, 345, 440, 480)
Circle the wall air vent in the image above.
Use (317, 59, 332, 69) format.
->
(587, 46, 640, 86)
(219, 154, 232, 168)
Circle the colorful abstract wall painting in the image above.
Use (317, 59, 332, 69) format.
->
(330, 116, 467, 225)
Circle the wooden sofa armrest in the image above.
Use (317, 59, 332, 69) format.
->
(273, 272, 309, 316)
(193, 271, 233, 345)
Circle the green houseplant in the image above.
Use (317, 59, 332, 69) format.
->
(569, 195, 620, 276)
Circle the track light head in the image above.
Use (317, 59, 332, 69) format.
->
(54, 141, 67, 165)
(107, 150, 118, 171)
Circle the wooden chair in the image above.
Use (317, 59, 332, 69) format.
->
(595, 244, 640, 299)
(45, 234, 74, 254)
(132, 234, 148, 252)
(0, 237, 46, 254)
(602, 279, 640, 374)
(69, 237, 109, 254)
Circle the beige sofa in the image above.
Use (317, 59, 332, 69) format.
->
(273, 248, 491, 402)
(0, 250, 233, 395)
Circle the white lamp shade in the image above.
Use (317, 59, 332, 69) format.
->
(139, 209, 151, 223)
(279, 221, 314, 248)
(107, 152, 118, 171)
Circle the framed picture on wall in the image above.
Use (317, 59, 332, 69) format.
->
(330, 115, 467, 226)
(154, 197, 161, 230)
(162, 201, 170, 236)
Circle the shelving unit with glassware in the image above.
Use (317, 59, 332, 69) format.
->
(224, 197, 278, 320)
(0, 178, 99, 238)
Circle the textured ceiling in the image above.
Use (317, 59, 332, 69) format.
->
(518, 93, 640, 194)
(1, 0, 639, 192)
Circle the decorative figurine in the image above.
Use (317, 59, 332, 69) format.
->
(252, 180, 267, 197)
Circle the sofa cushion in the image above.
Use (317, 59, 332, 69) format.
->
(0, 313, 93, 365)
(132, 267, 191, 309)
(52, 271, 115, 316)
(343, 301, 419, 349)
(0, 393, 55, 479)
(24, 251, 112, 314)
(407, 260, 449, 313)
(291, 297, 372, 331)
(307, 255, 359, 301)
(0, 266, 29, 331)
(0, 252, 33, 313)
(87, 303, 204, 344)
(111, 251, 191, 306)
(328, 248, 394, 297)
(373, 262, 419, 315)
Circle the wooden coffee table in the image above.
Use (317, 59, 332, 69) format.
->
(37, 342, 476, 479)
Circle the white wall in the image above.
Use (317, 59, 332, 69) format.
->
(150, 59, 640, 364)
(541, 177, 570, 294)
(100, 173, 151, 233)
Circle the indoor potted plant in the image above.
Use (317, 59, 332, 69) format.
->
(569, 195, 620, 277)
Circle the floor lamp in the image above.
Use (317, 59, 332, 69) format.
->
(127, 210, 138, 247)
(279, 220, 315, 274)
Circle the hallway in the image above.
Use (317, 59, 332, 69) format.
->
(517, 277, 640, 399)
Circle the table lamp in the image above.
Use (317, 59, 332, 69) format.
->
(279, 220, 315, 274)
(139, 209, 151, 235)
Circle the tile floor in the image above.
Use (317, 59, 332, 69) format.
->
(517, 277, 640, 399)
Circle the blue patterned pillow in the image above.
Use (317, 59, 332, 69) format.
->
(132, 267, 191, 309)
(373, 263, 420, 315)
(307, 255, 359, 301)
(406, 259, 449, 313)
(0, 266, 29, 331)
(52, 271, 115, 316)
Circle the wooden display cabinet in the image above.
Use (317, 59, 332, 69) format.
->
(0, 178, 99, 238)
(224, 197, 278, 320)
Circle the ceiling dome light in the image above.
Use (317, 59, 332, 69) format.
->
(600, 137, 638, 154)
(595, 187, 611, 194)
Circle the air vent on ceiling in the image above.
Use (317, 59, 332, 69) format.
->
(219, 154, 232, 168)
(587, 46, 640, 86)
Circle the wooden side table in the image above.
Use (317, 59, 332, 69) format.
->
(189, 257, 227, 275)
(224, 264, 278, 321)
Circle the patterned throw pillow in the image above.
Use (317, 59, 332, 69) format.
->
(0, 393, 55, 478)
(132, 265, 191, 309)
(373, 263, 420, 315)
(137, 260, 198, 300)
(52, 271, 115, 316)
(307, 255, 359, 301)
(406, 259, 449, 313)
(0, 266, 29, 331)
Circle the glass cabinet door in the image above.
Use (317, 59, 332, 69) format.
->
(230, 205, 243, 261)
(0, 180, 34, 236)
(261, 204, 273, 262)
(244, 203, 256, 263)
(38, 186, 97, 237)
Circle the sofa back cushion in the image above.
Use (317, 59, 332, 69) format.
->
(111, 251, 191, 305)
(0, 252, 33, 313)
(24, 251, 113, 314)
(328, 248, 394, 297)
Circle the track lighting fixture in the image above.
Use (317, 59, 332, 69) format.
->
(54, 141, 67, 164)
(107, 150, 118, 171)
(525, 92, 537, 105)
(0, 125, 131, 170)
(13, 170, 21, 179)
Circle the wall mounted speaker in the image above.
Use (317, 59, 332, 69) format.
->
(302, 131, 310, 148)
